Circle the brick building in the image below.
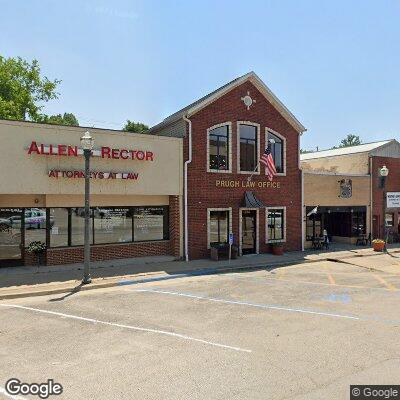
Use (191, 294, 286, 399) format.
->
(301, 139, 400, 246)
(0, 120, 183, 266)
(151, 72, 306, 259)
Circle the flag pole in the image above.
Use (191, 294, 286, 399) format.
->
(247, 164, 259, 182)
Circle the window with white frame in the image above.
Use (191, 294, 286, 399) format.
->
(239, 123, 258, 172)
(267, 130, 285, 174)
(267, 208, 285, 242)
(209, 210, 230, 246)
(208, 124, 230, 171)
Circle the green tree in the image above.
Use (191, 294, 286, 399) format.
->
(0, 56, 60, 121)
(38, 112, 79, 126)
(123, 120, 149, 133)
(337, 134, 362, 148)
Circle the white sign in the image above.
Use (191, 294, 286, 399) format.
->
(387, 192, 400, 208)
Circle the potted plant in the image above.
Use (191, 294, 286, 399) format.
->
(271, 242, 284, 256)
(372, 239, 385, 252)
(27, 241, 46, 266)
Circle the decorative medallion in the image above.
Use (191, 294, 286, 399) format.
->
(241, 92, 256, 110)
(338, 179, 352, 198)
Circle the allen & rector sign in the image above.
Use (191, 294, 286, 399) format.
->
(26, 141, 154, 182)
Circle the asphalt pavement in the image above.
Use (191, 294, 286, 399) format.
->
(1, 256, 400, 399)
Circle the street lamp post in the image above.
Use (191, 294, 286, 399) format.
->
(379, 165, 389, 252)
(80, 131, 94, 284)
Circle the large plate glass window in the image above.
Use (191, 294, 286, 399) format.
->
(94, 208, 133, 244)
(267, 208, 285, 241)
(209, 125, 229, 171)
(71, 208, 93, 246)
(50, 208, 70, 247)
(24, 208, 46, 247)
(239, 124, 257, 172)
(133, 207, 168, 242)
(0, 208, 23, 261)
(209, 210, 229, 245)
(267, 131, 284, 173)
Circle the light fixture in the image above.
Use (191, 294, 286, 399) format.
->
(380, 165, 389, 177)
(80, 131, 94, 151)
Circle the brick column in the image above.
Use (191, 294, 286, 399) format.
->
(169, 195, 181, 259)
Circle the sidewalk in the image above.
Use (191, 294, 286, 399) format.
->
(1, 244, 400, 300)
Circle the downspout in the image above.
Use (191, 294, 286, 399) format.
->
(369, 156, 373, 237)
(183, 115, 192, 262)
(301, 169, 305, 251)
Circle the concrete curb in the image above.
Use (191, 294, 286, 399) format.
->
(1, 250, 398, 300)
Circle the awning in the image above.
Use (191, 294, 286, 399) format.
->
(241, 191, 265, 208)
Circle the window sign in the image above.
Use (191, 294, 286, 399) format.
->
(387, 192, 400, 208)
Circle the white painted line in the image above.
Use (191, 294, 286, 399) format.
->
(0, 304, 251, 353)
(0, 386, 28, 400)
(134, 289, 362, 321)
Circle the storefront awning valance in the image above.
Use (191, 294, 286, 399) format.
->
(242, 191, 265, 208)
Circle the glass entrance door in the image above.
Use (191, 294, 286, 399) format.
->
(242, 210, 256, 254)
(0, 208, 23, 266)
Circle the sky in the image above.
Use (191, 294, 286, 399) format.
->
(1, 0, 399, 150)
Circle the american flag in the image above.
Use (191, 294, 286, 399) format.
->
(260, 145, 277, 181)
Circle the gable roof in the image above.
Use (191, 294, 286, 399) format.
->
(300, 140, 395, 161)
(149, 71, 306, 134)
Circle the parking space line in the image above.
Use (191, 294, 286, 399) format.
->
(0, 386, 28, 400)
(0, 304, 251, 353)
(133, 289, 362, 321)
(372, 274, 397, 291)
(327, 273, 336, 285)
(231, 274, 398, 292)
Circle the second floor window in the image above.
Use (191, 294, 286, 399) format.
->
(268, 131, 284, 173)
(209, 125, 229, 171)
(239, 124, 258, 172)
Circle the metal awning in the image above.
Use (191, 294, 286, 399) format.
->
(241, 191, 265, 208)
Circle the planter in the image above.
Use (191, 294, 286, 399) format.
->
(271, 245, 284, 256)
(372, 241, 385, 252)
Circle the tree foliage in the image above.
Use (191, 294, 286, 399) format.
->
(337, 134, 362, 148)
(0, 56, 60, 121)
(123, 120, 149, 133)
(38, 112, 79, 126)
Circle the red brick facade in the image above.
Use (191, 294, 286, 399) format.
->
(371, 157, 400, 239)
(185, 81, 302, 259)
(23, 195, 181, 266)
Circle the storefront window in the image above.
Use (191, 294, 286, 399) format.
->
(94, 208, 133, 244)
(0, 208, 23, 260)
(71, 208, 92, 246)
(50, 208, 70, 247)
(306, 214, 322, 240)
(385, 213, 394, 227)
(352, 212, 366, 236)
(267, 209, 285, 241)
(24, 208, 46, 247)
(209, 125, 229, 171)
(209, 210, 229, 245)
(133, 207, 168, 242)
(239, 124, 258, 172)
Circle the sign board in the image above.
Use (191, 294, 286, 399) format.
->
(229, 233, 234, 245)
(387, 192, 400, 208)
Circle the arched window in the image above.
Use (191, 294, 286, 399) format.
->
(267, 131, 285, 173)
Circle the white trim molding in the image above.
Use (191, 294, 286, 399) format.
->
(265, 206, 287, 243)
(237, 121, 261, 175)
(206, 122, 232, 173)
(265, 127, 286, 176)
(239, 208, 260, 255)
(207, 207, 233, 249)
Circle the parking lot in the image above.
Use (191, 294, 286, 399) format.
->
(1, 257, 400, 399)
